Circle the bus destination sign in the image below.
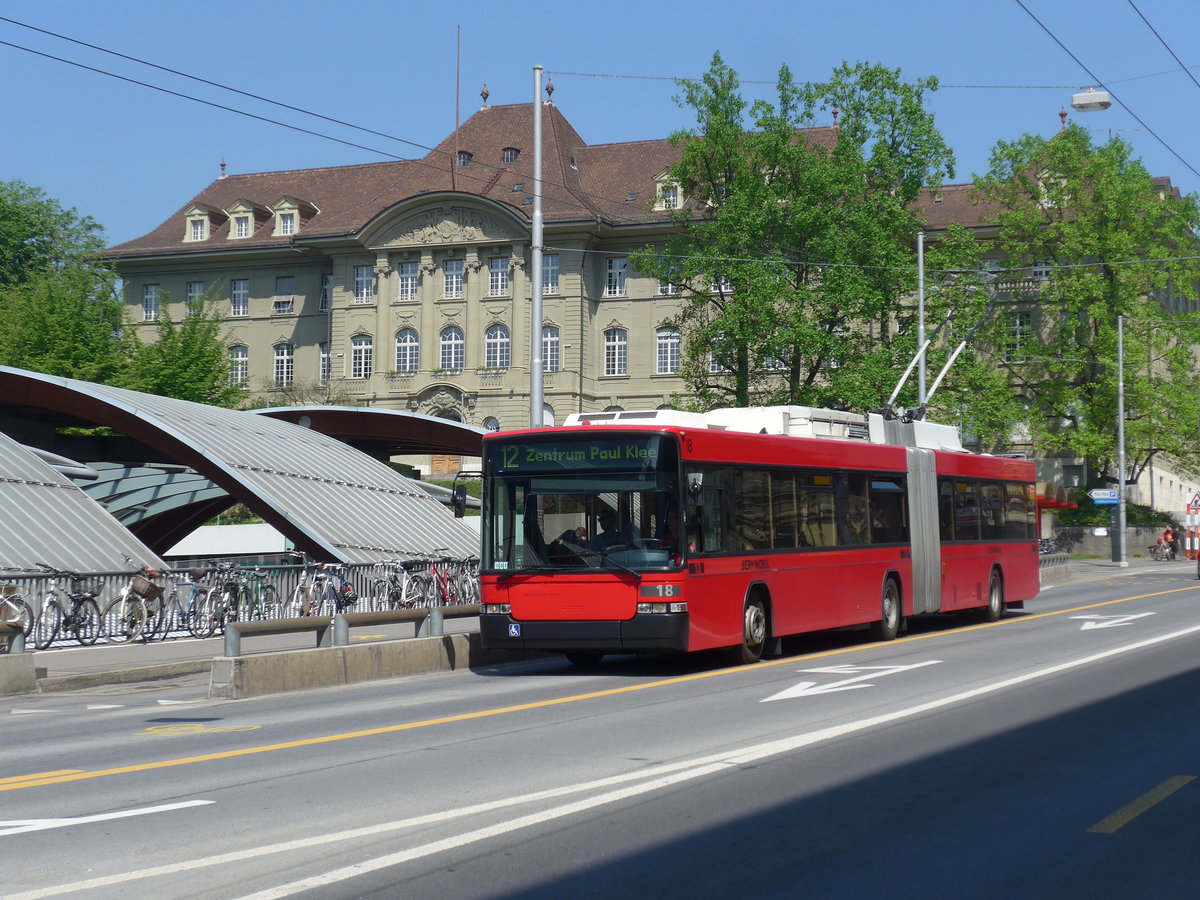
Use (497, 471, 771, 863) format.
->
(491, 436, 664, 472)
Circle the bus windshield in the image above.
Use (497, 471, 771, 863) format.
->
(482, 433, 683, 574)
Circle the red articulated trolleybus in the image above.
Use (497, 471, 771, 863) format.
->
(477, 406, 1039, 666)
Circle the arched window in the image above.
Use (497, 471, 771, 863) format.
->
(485, 324, 511, 368)
(603, 327, 628, 376)
(229, 345, 248, 386)
(482, 416, 500, 432)
(440, 326, 465, 370)
(395, 328, 419, 372)
(542, 403, 555, 426)
(351, 334, 373, 379)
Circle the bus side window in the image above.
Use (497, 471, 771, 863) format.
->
(695, 468, 727, 554)
(868, 477, 907, 544)
(954, 482, 980, 541)
(937, 480, 955, 541)
(980, 482, 1005, 540)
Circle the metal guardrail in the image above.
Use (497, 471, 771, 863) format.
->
(1039, 552, 1069, 570)
(221, 604, 482, 657)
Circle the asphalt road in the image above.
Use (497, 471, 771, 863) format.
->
(4, 559, 1200, 899)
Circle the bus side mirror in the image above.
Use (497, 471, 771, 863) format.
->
(687, 473, 704, 507)
(452, 484, 467, 518)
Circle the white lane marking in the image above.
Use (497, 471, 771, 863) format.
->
(13, 622, 1200, 900)
(10, 710, 54, 715)
(762, 661, 942, 701)
(86, 704, 123, 710)
(1071, 613, 1156, 630)
(0, 801, 212, 837)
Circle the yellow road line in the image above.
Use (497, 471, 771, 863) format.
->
(0, 769, 84, 785)
(4, 583, 1198, 794)
(1087, 775, 1195, 833)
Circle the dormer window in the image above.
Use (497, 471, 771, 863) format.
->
(182, 203, 225, 242)
(224, 199, 270, 240)
(270, 196, 318, 237)
(659, 184, 679, 210)
(458, 151, 473, 168)
(502, 147, 520, 164)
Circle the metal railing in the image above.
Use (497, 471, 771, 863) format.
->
(1, 556, 480, 651)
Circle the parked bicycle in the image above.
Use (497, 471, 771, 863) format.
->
(417, 550, 478, 608)
(160, 567, 216, 639)
(371, 559, 430, 610)
(1, 581, 33, 639)
(308, 563, 359, 617)
(32, 564, 103, 649)
(102, 556, 166, 643)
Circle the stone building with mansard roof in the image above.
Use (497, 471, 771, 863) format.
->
(106, 96, 847, 433)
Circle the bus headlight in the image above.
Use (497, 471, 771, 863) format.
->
(483, 603, 511, 614)
(637, 602, 687, 614)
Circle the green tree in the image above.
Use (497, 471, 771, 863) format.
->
(0, 180, 107, 287)
(0, 179, 131, 382)
(633, 55, 968, 411)
(122, 294, 244, 407)
(0, 266, 132, 383)
(972, 124, 1200, 484)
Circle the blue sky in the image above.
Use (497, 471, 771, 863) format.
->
(3, 0, 1200, 247)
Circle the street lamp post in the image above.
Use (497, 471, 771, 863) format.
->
(1114, 315, 1128, 566)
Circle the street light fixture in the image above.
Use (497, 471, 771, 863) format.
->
(1071, 87, 1112, 112)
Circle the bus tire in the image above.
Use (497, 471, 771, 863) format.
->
(871, 577, 902, 642)
(980, 569, 1005, 623)
(736, 595, 769, 664)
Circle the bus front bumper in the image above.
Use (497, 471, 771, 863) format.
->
(479, 612, 689, 654)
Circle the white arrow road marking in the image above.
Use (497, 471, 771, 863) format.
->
(0, 800, 212, 837)
(762, 660, 943, 702)
(1070, 613, 1156, 630)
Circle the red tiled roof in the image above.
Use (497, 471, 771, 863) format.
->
(106, 104, 995, 258)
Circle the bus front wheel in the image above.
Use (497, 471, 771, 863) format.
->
(736, 596, 768, 664)
(871, 577, 901, 642)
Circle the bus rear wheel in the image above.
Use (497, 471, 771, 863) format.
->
(871, 577, 901, 642)
(736, 596, 768, 664)
(980, 570, 1005, 623)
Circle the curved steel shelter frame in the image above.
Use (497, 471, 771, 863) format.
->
(0, 366, 481, 564)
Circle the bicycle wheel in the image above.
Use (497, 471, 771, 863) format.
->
(188, 588, 220, 639)
(316, 584, 337, 617)
(2, 596, 32, 637)
(141, 595, 164, 641)
(455, 571, 479, 604)
(72, 598, 101, 646)
(33, 595, 63, 650)
(284, 583, 308, 618)
(158, 590, 182, 640)
(103, 597, 146, 643)
(259, 584, 281, 619)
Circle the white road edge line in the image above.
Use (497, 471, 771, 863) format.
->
(11, 622, 1200, 900)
